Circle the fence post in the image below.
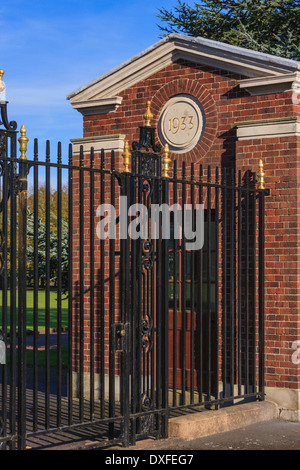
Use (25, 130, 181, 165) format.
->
(257, 158, 269, 401)
(160, 143, 171, 438)
(17, 124, 28, 449)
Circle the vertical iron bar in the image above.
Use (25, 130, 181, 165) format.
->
(161, 176, 169, 438)
(100, 150, 105, 418)
(181, 162, 186, 405)
(230, 168, 235, 397)
(90, 148, 95, 420)
(9, 144, 17, 449)
(222, 167, 227, 400)
(245, 172, 250, 394)
(136, 168, 143, 435)
(79, 146, 84, 421)
(17, 142, 28, 450)
(56, 142, 62, 427)
(1, 139, 8, 448)
(109, 150, 116, 438)
(45, 141, 51, 429)
(190, 163, 195, 405)
(258, 189, 265, 400)
(120, 170, 126, 438)
(150, 170, 155, 427)
(252, 173, 257, 393)
(172, 160, 178, 407)
(237, 171, 242, 396)
(33, 139, 39, 432)
(130, 155, 137, 444)
(68, 144, 73, 425)
(155, 174, 162, 436)
(215, 167, 219, 405)
(121, 172, 130, 447)
(130, 223, 136, 439)
(198, 164, 203, 403)
(207, 166, 211, 401)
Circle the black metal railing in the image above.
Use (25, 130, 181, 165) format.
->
(0, 122, 268, 449)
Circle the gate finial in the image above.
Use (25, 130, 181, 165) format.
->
(162, 143, 171, 178)
(0, 69, 5, 94)
(143, 101, 153, 127)
(18, 124, 29, 160)
(122, 140, 131, 173)
(258, 158, 265, 190)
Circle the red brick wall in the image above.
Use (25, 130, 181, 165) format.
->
(237, 134, 300, 390)
(73, 58, 300, 393)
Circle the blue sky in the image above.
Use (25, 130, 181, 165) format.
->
(0, 0, 177, 161)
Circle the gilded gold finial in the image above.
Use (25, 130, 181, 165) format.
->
(18, 124, 29, 160)
(162, 143, 171, 178)
(257, 158, 265, 190)
(143, 101, 153, 127)
(0, 69, 5, 94)
(122, 141, 131, 173)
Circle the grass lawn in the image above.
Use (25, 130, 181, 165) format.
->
(6, 346, 69, 369)
(0, 290, 69, 331)
(26, 346, 69, 368)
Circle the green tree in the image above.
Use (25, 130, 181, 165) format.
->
(26, 211, 69, 296)
(157, 0, 300, 59)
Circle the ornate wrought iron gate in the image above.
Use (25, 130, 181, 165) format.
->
(0, 100, 268, 449)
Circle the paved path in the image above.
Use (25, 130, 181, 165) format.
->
(129, 419, 300, 451)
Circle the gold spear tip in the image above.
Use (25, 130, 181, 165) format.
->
(258, 158, 265, 190)
(123, 140, 129, 153)
(0, 69, 5, 93)
(122, 140, 131, 173)
(18, 124, 29, 159)
(162, 143, 171, 178)
(143, 101, 153, 127)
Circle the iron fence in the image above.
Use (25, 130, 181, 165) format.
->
(0, 113, 268, 449)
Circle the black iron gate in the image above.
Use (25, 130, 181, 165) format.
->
(0, 100, 268, 449)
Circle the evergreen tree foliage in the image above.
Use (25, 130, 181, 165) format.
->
(157, 0, 300, 59)
(26, 210, 69, 295)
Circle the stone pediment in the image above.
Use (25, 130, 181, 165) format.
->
(67, 33, 300, 116)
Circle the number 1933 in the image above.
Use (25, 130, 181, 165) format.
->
(168, 116, 194, 134)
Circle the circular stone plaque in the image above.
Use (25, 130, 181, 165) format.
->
(158, 94, 205, 153)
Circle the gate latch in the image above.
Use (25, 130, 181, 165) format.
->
(0, 330, 6, 365)
(114, 323, 128, 352)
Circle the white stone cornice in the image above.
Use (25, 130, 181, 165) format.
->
(71, 134, 126, 154)
(236, 117, 300, 140)
(70, 97, 123, 116)
(239, 72, 300, 96)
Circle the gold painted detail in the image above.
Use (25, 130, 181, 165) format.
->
(122, 141, 131, 173)
(257, 158, 265, 190)
(18, 124, 29, 160)
(161, 144, 171, 178)
(0, 69, 5, 94)
(143, 101, 153, 127)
